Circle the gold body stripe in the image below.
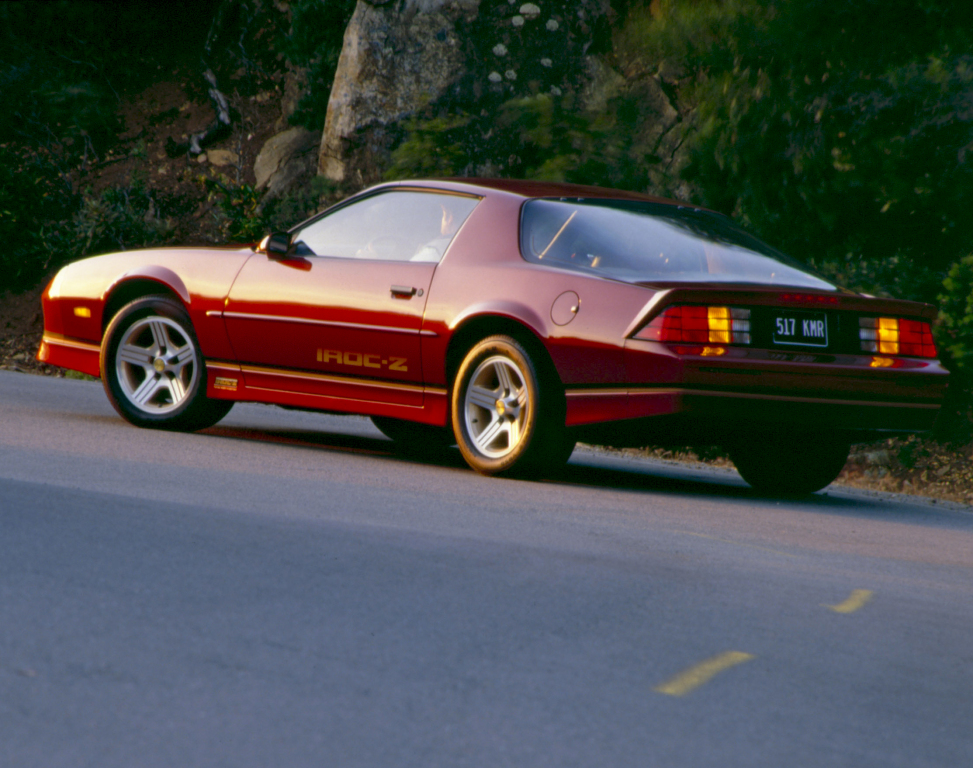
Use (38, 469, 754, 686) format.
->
(41, 332, 100, 353)
(226, 362, 447, 396)
(214, 311, 438, 337)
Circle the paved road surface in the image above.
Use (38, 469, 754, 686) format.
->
(1, 371, 971, 767)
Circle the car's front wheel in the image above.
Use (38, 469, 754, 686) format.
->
(451, 335, 569, 476)
(101, 296, 233, 431)
(727, 432, 850, 496)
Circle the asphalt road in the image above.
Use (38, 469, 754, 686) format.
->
(1, 370, 971, 767)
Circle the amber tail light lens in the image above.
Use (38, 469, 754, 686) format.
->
(635, 306, 751, 344)
(859, 317, 937, 358)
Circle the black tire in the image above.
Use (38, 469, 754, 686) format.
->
(101, 296, 233, 431)
(727, 432, 850, 496)
(451, 335, 568, 476)
(371, 416, 455, 453)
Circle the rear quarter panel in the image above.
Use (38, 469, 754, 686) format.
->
(421, 192, 656, 387)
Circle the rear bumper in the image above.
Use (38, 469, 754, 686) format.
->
(565, 341, 950, 444)
(567, 385, 940, 438)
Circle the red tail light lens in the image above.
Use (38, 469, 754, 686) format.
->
(859, 317, 937, 358)
(636, 306, 751, 344)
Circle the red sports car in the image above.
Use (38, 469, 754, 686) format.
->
(38, 178, 950, 493)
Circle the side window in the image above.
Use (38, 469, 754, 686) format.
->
(292, 190, 479, 262)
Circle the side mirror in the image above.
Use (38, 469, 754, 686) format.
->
(259, 231, 293, 258)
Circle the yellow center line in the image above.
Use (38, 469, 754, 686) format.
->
(824, 589, 874, 614)
(653, 651, 755, 697)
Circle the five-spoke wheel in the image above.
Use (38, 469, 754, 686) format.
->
(101, 296, 232, 430)
(463, 354, 530, 460)
(451, 335, 572, 476)
(114, 315, 198, 414)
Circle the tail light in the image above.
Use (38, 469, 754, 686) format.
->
(635, 306, 751, 344)
(859, 317, 937, 358)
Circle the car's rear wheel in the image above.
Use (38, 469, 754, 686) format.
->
(727, 433, 850, 496)
(371, 416, 455, 452)
(101, 296, 233, 431)
(451, 335, 569, 476)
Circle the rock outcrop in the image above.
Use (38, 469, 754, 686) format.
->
(313, 0, 691, 193)
(319, 0, 480, 183)
(255, 127, 320, 199)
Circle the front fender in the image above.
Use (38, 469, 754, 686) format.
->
(107, 266, 191, 305)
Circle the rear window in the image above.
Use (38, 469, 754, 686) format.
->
(520, 198, 836, 290)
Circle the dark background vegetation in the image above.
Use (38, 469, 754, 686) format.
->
(3, 0, 973, 441)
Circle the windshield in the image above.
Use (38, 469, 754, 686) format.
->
(520, 199, 837, 290)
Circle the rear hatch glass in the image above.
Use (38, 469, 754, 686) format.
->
(520, 198, 837, 291)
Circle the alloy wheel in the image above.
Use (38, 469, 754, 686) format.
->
(463, 354, 530, 459)
(114, 315, 198, 414)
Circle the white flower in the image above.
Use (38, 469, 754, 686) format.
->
(520, 3, 541, 19)
(488, 71, 503, 83)
(546, 19, 559, 31)
(550, 86, 562, 96)
(512, 15, 524, 27)
(492, 43, 508, 56)
(505, 69, 517, 81)
(540, 57, 552, 68)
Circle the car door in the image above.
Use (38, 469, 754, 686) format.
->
(223, 189, 479, 407)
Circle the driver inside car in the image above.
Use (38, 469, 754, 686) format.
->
(411, 203, 460, 262)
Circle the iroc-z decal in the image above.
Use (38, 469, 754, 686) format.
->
(316, 349, 408, 372)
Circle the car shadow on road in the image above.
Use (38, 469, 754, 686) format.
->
(202, 423, 972, 527)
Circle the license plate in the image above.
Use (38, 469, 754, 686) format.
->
(772, 311, 828, 347)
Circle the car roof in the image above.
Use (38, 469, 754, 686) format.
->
(381, 177, 687, 206)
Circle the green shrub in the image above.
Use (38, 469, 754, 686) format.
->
(388, 93, 648, 190)
(72, 177, 173, 257)
(200, 175, 265, 243)
(938, 256, 973, 372)
(647, 0, 973, 304)
(0, 145, 77, 293)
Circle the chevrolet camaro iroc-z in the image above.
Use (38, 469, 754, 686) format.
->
(38, 178, 950, 494)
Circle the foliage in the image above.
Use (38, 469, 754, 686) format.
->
(0, 0, 215, 151)
(0, 0, 221, 292)
(938, 256, 973, 373)
(388, 92, 651, 190)
(634, 0, 973, 305)
(0, 145, 77, 292)
(73, 176, 174, 257)
(279, 0, 357, 130)
(200, 175, 266, 242)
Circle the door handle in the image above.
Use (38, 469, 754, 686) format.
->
(390, 285, 420, 298)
